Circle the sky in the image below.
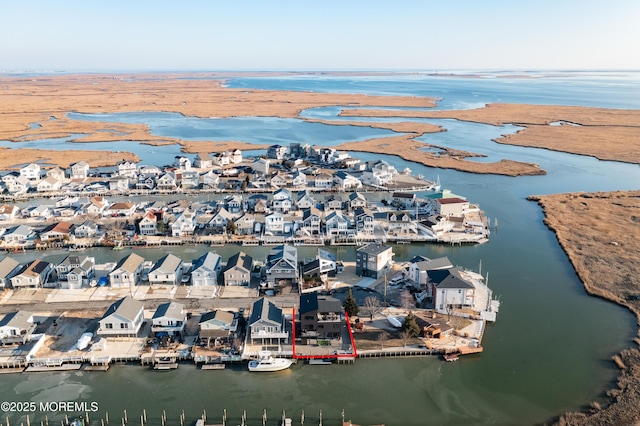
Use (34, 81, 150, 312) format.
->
(2, 0, 639, 71)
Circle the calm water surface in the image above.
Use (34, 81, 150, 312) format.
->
(1, 73, 640, 426)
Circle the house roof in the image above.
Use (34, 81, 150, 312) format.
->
(16, 260, 50, 277)
(357, 243, 391, 256)
(224, 251, 253, 273)
(0, 311, 33, 330)
(101, 296, 144, 322)
(415, 257, 453, 271)
(5, 225, 31, 237)
(41, 221, 73, 234)
(112, 253, 145, 274)
(318, 296, 343, 314)
(437, 197, 467, 205)
(152, 302, 185, 320)
(249, 297, 283, 326)
(299, 292, 319, 314)
(392, 192, 416, 199)
(0, 257, 20, 278)
(192, 252, 221, 272)
(108, 202, 135, 211)
(150, 254, 183, 274)
(199, 310, 234, 325)
(427, 267, 474, 289)
(266, 244, 297, 269)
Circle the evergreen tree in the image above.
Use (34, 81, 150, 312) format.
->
(401, 311, 420, 337)
(343, 288, 359, 318)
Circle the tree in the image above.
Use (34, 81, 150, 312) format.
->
(401, 311, 420, 337)
(226, 220, 237, 235)
(400, 330, 412, 348)
(377, 331, 388, 349)
(400, 289, 415, 311)
(343, 288, 359, 318)
(363, 296, 383, 321)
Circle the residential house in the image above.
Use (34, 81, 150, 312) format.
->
(46, 167, 67, 182)
(10, 260, 53, 288)
(70, 161, 90, 180)
(291, 171, 307, 188)
(191, 252, 222, 287)
(156, 172, 177, 190)
(180, 170, 200, 189)
(171, 210, 196, 237)
(269, 172, 288, 189)
(392, 192, 416, 209)
(36, 176, 62, 193)
(109, 253, 145, 288)
(264, 212, 286, 235)
(8, 176, 30, 195)
(222, 251, 253, 286)
(313, 173, 333, 189)
(265, 244, 298, 288)
(267, 144, 287, 160)
(434, 198, 470, 217)
(299, 207, 322, 236)
(355, 244, 393, 278)
(248, 194, 269, 212)
(1, 172, 20, 187)
(117, 160, 137, 177)
(224, 195, 244, 214)
(202, 170, 220, 189)
(428, 267, 476, 314)
(173, 156, 192, 170)
(233, 213, 256, 235)
(20, 163, 41, 180)
(1, 225, 33, 243)
(212, 151, 230, 167)
(207, 207, 235, 232)
(300, 249, 337, 291)
(135, 174, 156, 191)
(148, 254, 184, 285)
(248, 297, 288, 346)
(0, 204, 20, 222)
(0, 257, 20, 288)
(348, 192, 367, 210)
(108, 176, 130, 192)
(299, 292, 343, 340)
(272, 188, 293, 213)
(362, 160, 397, 186)
(106, 202, 136, 217)
(296, 190, 316, 210)
(252, 158, 270, 176)
(97, 296, 144, 337)
(137, 212, 158, 236)
(0, 311, 36, 345)
(408, 256, 453, 288)
(353, 207, 374, 236)
(334, 171, 362, 190)
(28, 204, 52, 219)
(151, 302, 187, 337)
(56, 255, 95, 289)
(387, 211, 418, 235)
(194, 153, 213, 169)
(199, 310, 237, 339)
(230, 149, 243, 164)
(39, 221, 73, 243)
(85, 196, 109, 216)
(325, 211, 350, 237)
(73, 220, 99, 238)
(324, 195, 343, 211)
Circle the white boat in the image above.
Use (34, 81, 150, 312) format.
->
(248, 351, 293, 372)
(387, 315, 403, 328)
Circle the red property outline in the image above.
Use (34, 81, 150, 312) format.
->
(291, 308, 358, 360)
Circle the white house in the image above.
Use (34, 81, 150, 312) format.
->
(106, 202, 137, 217)
(248, 297, 288, 346)
(37, 176, 62, 193)
(148, 254, 183, 285)
(97, 296, 144, 337)
(109, 253, 145, 288)
(199, 310, 237, 339)
(191, 252, 222, 286)
(0, 311, 36, 345)
(70, 161, 90, 180)
(0, 204, 20, 222)
(434, 198, 470, 217)
(252, 158, 270, 176)
(325, 211, 350, 237)
(20, 163, 41, 180)
(334, 171, 362, 190)
(408, 256, 453, 287)
(272, 188, 293, 213)
(230, 149, 243, 164)
(429, 267, 476, 314)
(8, 176, 30, 195)
(138, 212, 159, 236)
(151, 302, 187, 337)
(73, 220, 99, 238)
(264, 212, 285, 234)
(171, 210, 196, 237)
(193, 153, 213, 169)
(10, 260, 53, 288)
(117, 160, 137, 177)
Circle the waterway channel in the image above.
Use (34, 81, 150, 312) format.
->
(1, 73, 639, 425)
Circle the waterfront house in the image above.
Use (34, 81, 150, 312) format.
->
(387, 211, 418, 236)
(211, 151, 230, 167)
(233, 213, 256, 235)
(222, 251, 253, 286)
(0, 204, 20, 222)
(353, 207, 374, 236)
(85, 196, 109, 216)
(296, 190, 316, 210)
(199, 310, 237, 339)
(323, 194, 343, 211)
(428, 267, 475, 314)
(47, 167, 67, 182)
(148, 254, 184, 285)
(207, 207, 235, 232)
(28, 204, 52, 219)
(72, 220, 99, 238)
(334, 171, 362, 190)
(248, 297, 289, 346)
(117, 160, 137, 177)
(408, 256, 453, 288)
(70, 161, 90, 180)
(230, 149, 243, 164)
(355, 243, 393, 279)
(174, 156, 192, 171)
(313, 173, 333, 189)
(97, 296, 144, 337)
(108, 176, 130, 192)
(1, 225, 33, 244)
(267, 144, 288, 160)
(325, 211, 350, 237)
(156, 172, 177, 190)
(0, 257, 20, 288)
(171, 210, 196, 237)
(39, 221, 73, 243)
(300, 249, 337, 292)
(194, 153, 213, 169)
(265, 244, 298, 289)
(36, 176, 62, 193)
(248, 194, 269, 212)
(109, 253, 145, 288)
(106, 202, 136, 217)
(56, 255, 95, 288)
(300, 207, 322, 236)
(299, 292, 343, 340)
(20, 163, 41, 181)
(434, 197, 470, 217)
(291, 171, 307, 188)
(135, 175, 156, 191)
(151, 302, 187, 337)
(8, 176, 30, 195)
(252, 158, 270, 176)
(191, 252, 222, 286)
(202, 170, 220, 189)
(272, 188, 293, 213)
(362, 160, 397, 186)
(0, 311, 36, 345)
(264, 212, 286, 235)
(179, 170, 200, 189)
(392, 192, 416, 208)
(348, 192, 367, 210)
(10, 260, 54, 288)
(1, 171, 20, 186)
(224, 194, 244, 214)
(138, 212, 159, 236)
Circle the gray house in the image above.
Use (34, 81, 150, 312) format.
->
(151, 302, 187, 337)
(222, 252, 253, 286)
(0, 257, 20, 288)
(355, 243, 393, 279)
(97, 296, 144, 337)
(248, 298, 288, 347)
(148, 254, 184, 285)
(0, 311, 36, 345)
(199, 310, 237, 339)
(265, 244, 298, 289)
